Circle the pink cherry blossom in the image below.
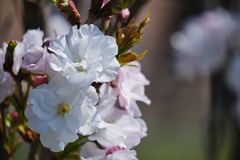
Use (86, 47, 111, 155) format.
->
(80, 142, 138, 160)
(113, 61, 151, 117)
(22, 45, 52, 75)
(88, 83, 147, 149)
(13, 29, 44, 75)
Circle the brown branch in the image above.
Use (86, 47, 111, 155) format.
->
(28, 134, 41, 160)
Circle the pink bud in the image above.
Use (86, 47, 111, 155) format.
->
(11, 111, 22, 125)
(118, 8, 130, 22)
(106, 146, 121, 155)
(101, 0, 110, 8)
(31, 75, 48, 87)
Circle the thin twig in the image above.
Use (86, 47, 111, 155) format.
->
(0, 105, 8, 142)
(0, 100, 11, 160)
(16, 81, 24, 109)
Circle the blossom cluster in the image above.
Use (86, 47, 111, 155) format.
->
(0, 19, 150, 160)
(0, 0, 151, 159)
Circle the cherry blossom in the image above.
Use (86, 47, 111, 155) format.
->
(113, 61, 151, 117)
(171, 9, 237, 80)
(88, 83, 147, 149)
(13, 29, 44, 74)
(24, 73, 101, 152)
(48, 24, 120, 86)
(80, 142, 138, 160)
(0, 43, 15, 103)
(22, 45, 53, 75)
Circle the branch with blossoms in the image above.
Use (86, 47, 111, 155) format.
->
(0, 0, 151, 159)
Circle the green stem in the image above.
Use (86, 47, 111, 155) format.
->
(25, 77, 31, 105)
(46, 0, 56, 3)
(16, 81, 24, 109)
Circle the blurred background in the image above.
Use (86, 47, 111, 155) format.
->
(0, 0, 237, 159)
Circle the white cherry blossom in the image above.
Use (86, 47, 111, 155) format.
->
(0, 43, 15, 103)
(48, 24, 120, 86)
(0, 72, 15, 103)
(13, 29, 44, 74)
(24, 73, 101, 152)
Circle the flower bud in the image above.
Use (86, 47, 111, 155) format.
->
(56, 0, 81, 28)
(115, 8, 130, 29)
(117, 8, 130, 22)
(11, 111, 22, 125)
(4, 41, 17, 73)
(31, 75, 48, 87)
(99, 0, 135, 17)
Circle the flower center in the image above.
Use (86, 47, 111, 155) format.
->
(76, 65, 85, 72)
(73, 59, 88, 72)
(58, 104, 73, 116)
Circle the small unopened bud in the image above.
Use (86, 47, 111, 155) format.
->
(11, 111, 22, 125)
(31, 75, 48, 87)
(4, 41, 17, 73)
(115, 8, 130, 29)
(117, 8, 130, 22)
(56, 0, 81, 28)
(100, 0, 135, 17)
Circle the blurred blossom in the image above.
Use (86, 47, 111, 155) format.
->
(171, 9, 237, 80)
(0, 43, 15, 103)
(0, 72, 15, 103)
(0, 42, 7, 77)
(227, 54, 240, 95)
(47, 14, 71, 38)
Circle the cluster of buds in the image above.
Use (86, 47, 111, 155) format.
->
(56, 0, 82, 28)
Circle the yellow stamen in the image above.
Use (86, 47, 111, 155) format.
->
(58, 104, 73, 116)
